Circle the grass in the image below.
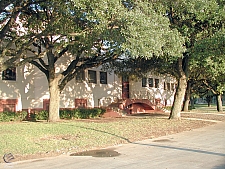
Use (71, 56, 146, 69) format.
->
(191, 104, 225, 113)
(0, 105, 224, 162)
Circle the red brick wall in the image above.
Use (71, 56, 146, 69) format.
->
(0, 99, 18, 112)
(75, 99, 87, 108)
(43, 99, 50, 111)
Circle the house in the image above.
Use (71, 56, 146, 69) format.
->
(0, 63, 176, 117)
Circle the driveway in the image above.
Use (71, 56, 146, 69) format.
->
(1, 122, 225, 169)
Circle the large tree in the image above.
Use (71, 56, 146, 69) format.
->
(165, 0, 224, 118)
(191, 30, 225, 111)
(111, 0, 224, 119)
(142, 0, 224, 118)
(1, 0, 185, 121)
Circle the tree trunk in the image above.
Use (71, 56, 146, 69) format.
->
(183, 80, 190, 111)
(48, 79, 60, 122)
(216, 94, 223, 112)
(169, 58, 187, 120)
(190, 97, 195, 109)
(169, 75, 187, 119)
(206, 95, 212, 107)
(207, 100, 212, 107)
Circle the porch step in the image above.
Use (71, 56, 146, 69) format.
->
(102, 108, 125, 118)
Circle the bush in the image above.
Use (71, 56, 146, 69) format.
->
(0, 111, 28, 122)
(35, 110, 48, 120)
(60, 109, 73, 119)
(18, 111, 28, 121)
(0, 108, 106, 122)
(164, 106, 172, 111)
(76, 108, 106, 119)
(59, 108, 106, 119)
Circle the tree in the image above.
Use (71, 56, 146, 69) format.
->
(112, 0, 224, 119)
(0, 1, 45, 71)
(154, 0, 224, 118)
(1, 0, 125, 121)
(191, 30, 225, 111)
(1, 0, 184, 121)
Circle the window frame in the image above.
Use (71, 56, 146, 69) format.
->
(75, 99, 87, 108)
(142, 78, 147, 87)
(3, 104, 16, 112)
(76, 70, 85, 83)
(88, 70, 97, 84)
(2, 67, 16, 81)
(148, 78, 154, 87)
(155, 79, 159, 88)
(171, 83, 175, 91)
(100, 71, 107, 84)
(167, 83, 171, 91)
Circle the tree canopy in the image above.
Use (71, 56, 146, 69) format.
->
(191, 30, 225, 111)
(0, 0, 186, 121)
(2, 0, 223, 120)
(110, 0, 225, 118)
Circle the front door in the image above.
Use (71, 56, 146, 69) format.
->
(122, 76, 129, 99)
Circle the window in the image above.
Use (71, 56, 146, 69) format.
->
(148, 78, 154, 87)
(88, 70, 97, 83)
(122, 75, 129, 82)
(167, 83, 171, 91)
(76, 70, 85, 83)
(43, 99, 50, 111)
(3, 104, 15, 112)
(142, 78, 147, 87)
(171, 83, 175, 91)
(142, 78, 159, 88)
(75, 99, 87, 108)
(155, 79, 159, 88)
(2, 67, 16, 81)
(0, 99, 17, 112)
(164, 82, 166, 90)
(100, 72, 107, 84)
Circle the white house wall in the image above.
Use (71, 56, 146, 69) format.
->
(61, 68, 122, 108)
(31, 63, 123, 109)
(1, 48, 123, 111)
(1, 59, 177, 111)
(0, 64, 122, 110)
(0, 64, 36, 111)
(129, 73, 176, 106)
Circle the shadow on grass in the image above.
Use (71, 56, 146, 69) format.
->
(74, 125, 132, 143)
(129, 113, 168, 117)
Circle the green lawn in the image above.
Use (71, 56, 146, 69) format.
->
(0, 104, 222, 162)
(191, 104, 225, 113)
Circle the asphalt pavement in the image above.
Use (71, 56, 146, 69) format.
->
(1, 122, 225, 169)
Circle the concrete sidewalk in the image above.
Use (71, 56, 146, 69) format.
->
(2, 122, 225, 169)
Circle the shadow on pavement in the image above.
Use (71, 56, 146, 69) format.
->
(132, 142, 225, 157)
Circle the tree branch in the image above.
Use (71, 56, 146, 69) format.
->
(30, 60, 48, 77)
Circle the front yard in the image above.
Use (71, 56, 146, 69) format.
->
(0, 105, 224, 163)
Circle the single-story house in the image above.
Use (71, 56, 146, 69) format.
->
(0, 63, 176, 117)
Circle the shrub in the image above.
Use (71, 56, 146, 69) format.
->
(59, 108, 106, 119)
(0, 111, 28, 122)
(0, 108, 106, 122)
(76, 108, 106, 119)
(0, 112, 14, 122)
(60, 109, 73, 119)
(17, 111, 28, 121)
(35, 110, 48, 120)
(164, 106, 172, 111)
